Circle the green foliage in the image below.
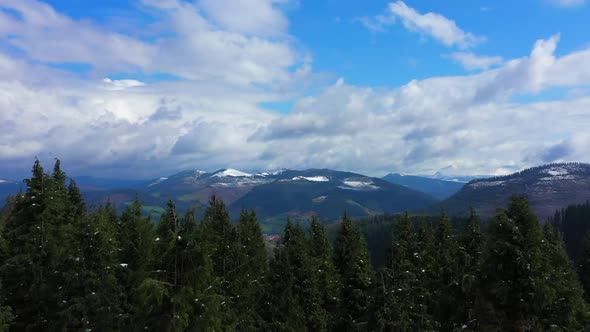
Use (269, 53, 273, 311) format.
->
(578, 233, 590, 304)
(308, 216, 339, 331)
(455, 208, 483, 330)
(233, 210, 268, 330)
(118, 197, 156, 327)
(199, 195, 241, 327)
(57, 199, 125, 331)
(0, 161, 588, 331)
(265, 220, 308, 331)
(540, 223, 589, 329)
(373, 213, 437, 331)
(1, 160, 66, 330)
(432, 213, 460, 331)
(479, 195, 552, 331)
(334, 215, 373, 331)
(552, 201, 590, 259)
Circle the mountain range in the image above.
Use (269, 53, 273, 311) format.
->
(433, 163, 590, 220)
(107, 168, 437, 232)
(3, 163, 590, 231)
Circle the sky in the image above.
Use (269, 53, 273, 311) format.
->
(1, 0, 590, 180)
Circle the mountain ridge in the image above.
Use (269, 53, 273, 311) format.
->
(381, 173, 466, 200)
(432, 162, 590, 220)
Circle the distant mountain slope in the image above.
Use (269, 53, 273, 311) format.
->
(228, 169, 438, 228)
(433, 163, 590, 220)
(0, 180, 22, 202)
(82, 168, 437, 232)
(382, 173, 465, 200)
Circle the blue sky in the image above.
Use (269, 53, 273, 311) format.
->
(0, 0, 590, 179)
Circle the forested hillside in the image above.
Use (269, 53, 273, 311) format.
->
(0, 160, 589, 331)
(433, 163, 590, 220)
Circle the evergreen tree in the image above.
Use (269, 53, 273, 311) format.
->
(0, 197, 14, 332)
(265, 220, 307, 331)
(578, 232, 590, 303)
(540, 223, 589, 329)
(199, 195, 240, 328)
(455, 208, 482, 330)
(233, 210, 268, 331)
(432, 213, 460, 331)
(1, 160, 62, 330)
(137, 201, 220, 331)
(479, 196, 550, 331)
(118, 197, 156, 327)
(373, 213, 436, 331)
(306, 216, 339, 331)
(58, 190, 125, 331)
(334, 215, 373, 331)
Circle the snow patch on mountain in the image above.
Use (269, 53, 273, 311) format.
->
(149, 177, 168, 187)
(339, 179, 380, 191)
(540, 175, 575, 181)
(545, 166, 569, 176)
(211, 177, 271, 188)
(211, 169, 252, 178)
(467, 180, 506, 189)
(292, 176, 329, 182)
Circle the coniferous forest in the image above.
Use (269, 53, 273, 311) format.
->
(1, 160, 590, 331)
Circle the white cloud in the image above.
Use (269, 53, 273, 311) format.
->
(0, 0, 301, 86)
(252, 35, 590, 176)
(357, 14, 395, 32)
(0, 1, 590, 179)
(389, 1, 485, 48)
(446, 52, 504, 70)
(198, 0, 289, 36)
(360, 1, 485, 48)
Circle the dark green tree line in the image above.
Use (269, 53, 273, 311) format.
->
(0, 161, 588, 331)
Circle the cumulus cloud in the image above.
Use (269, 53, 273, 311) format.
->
(252, 36, 590, 176)
(0, 0, 301, 86)
(198, 0, 290, 36)
(445, 52, 504, 70)
(0, 1, 590, 179)
(360, 1, 485, 48)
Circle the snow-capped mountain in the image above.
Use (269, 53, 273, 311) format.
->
(433, 163, 590, 219)
(86, 168, 437, 232)
(211, 168, 252, 178)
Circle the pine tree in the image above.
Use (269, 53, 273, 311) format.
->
(185, 209, 223, 332)
(1, 160, 63, 330)
(58, 190, 125, 331)
(135, 200, 184, 330)
(137, 201, 221, 331)
(307, 216, 339, 331)
(0, 280, 12, 332)
(265, 220, 307, 331)
(414, 220, 439, 330)
(334, 215, 373, 331)
(232, 210, 268, 331)
(432, 213, 460, 331)
(118, 197, 156, 327)
(455, 208, 482, 330)
(479, 196, 550, 331)
(373, 213, 436, 331)
(578, 233, 590, 304)
(0, 197, 14, 331)
(199, 195, 240, 328)
(540, 223, 590, 329)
